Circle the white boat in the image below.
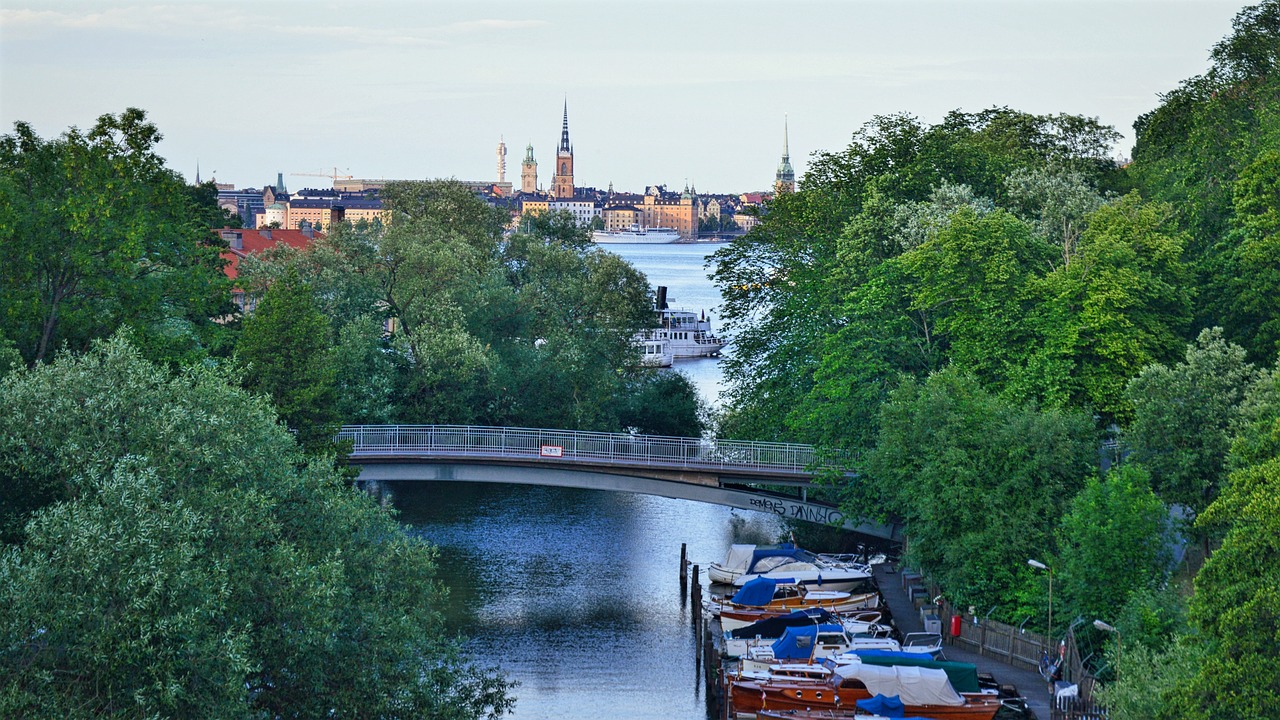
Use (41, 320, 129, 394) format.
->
(739, 623, 856, 673)
(592, 224, 681, 244)
(636, 337, 673, 367)
(711, 543, 876, 594)
(637, 287, 727, 359)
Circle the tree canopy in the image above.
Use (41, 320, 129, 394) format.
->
(0, 336, 513, 719)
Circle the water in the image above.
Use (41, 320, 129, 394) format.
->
(604, 242, 728, 408)
(392, 242, 784, 719)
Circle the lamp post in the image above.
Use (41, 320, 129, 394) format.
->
(1027, 559, 1053, 645)
(1094, 619, 1122, 654)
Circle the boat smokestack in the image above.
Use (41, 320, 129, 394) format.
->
(656, 286, 668, 310)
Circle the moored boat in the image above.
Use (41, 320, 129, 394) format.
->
(729, 655, 1002, 720)
(710, 543, 875, 594)
(592, 224, 681, 244)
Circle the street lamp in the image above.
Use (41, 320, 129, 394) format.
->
(1027, 559, 1053, 645)
(1094, 619, 1122, 654)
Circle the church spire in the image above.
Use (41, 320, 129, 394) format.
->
(775, 114, 796, 194)
(559, 99, 572, 154)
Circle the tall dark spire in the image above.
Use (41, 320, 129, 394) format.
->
(559, 99, 571, 154)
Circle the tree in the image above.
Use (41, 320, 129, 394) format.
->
(236, 268, 337, 445)
(1164, 357, 1280, 718)
(1215, 150, 1280, 362)
(1015, 193, 1192, 420)
(0, 109, 232, 366)
(1124, 328, 1259, 526)
(861, 369, 1096, 609)
(617, 372, 706, 437)
(0, 335, 513, 718)
(1056, 463, 1170, 624)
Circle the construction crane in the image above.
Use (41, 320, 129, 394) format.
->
(291, 167, 354, 182)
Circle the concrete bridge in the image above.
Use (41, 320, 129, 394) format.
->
(339, 425, 900, 541)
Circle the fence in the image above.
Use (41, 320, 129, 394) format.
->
(940, 601, 1108, 719)
(337, 424, 838, 476)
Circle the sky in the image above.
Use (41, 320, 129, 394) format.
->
(0, 1, 1250, 195)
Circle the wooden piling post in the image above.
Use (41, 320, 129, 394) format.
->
(680, 543, 688, 597)
(691, 564, 702, 625)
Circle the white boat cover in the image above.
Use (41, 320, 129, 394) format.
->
(833, 661, 964, 706)
(721, 544, 755, 573)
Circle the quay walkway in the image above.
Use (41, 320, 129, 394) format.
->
(872, 563, 1052, 720)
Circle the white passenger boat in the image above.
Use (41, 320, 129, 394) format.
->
(592, 224, 681, 244)
(636, 286, 727, 359)
(636, 337, 673, 367)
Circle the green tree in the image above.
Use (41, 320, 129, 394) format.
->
(236, 268, 337, 444)
(1015, 194, 1192, 419)
(0, 335, 513, 718)
(617, 371, 706, 437)
(1165, 359, 1280, 718)
(861, 369, 1095, 609)
(1124, 328, 1259, 526)
(1056, 463, 1170, 624)
(1216, 150, 1280, 362)
(0, 109, 232, 365)
(331, 315, 398, 424)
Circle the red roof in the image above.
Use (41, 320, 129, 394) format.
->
(215, 228, 319, 280)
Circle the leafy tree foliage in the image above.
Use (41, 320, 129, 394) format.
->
(712, 109, 1124, 446)
(0, 109, 232, 366)
(236, 267, 337, 446)
(1130, 0, 1280, 347)
(0, 336, 513, 719)
(861, 369, 1095, 609)
(240, 188, 698, 435)
(1056, 463, 1170, 625)
(617, 372, 706, 437)
(1124, 328, 1259, 522)
(1164, 358, 1280, 718)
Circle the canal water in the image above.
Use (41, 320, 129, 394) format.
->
(393, 242, 789, 719)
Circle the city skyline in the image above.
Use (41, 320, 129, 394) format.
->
(0, 1, 1248, 192)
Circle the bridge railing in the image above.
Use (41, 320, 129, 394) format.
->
(337, 425, 826, 475)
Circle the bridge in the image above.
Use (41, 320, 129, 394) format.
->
(339, 425, 900, 540)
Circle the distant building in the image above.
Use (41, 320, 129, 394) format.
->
(521, 143, 538, 194)
(606, 184, 699, 240)
(216, 226, 319, 313)
(602, 203, 640, 231)
(549, 195, 601, 226)
(520, 195, 550, 218)
(552, 101, 575, 200)
(775, 116, 796, 195)
(496, 136, 507, 185)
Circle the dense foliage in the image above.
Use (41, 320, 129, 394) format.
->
(239, 186, 704, 436)
(710, 2, 1278, 713)
(0, 337, 513, 718)
(0, 109, 235, 367)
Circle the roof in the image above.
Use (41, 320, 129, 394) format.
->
(290, 198, 334, 209)
(215, 228, 320, 281)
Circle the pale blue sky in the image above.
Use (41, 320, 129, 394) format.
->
(0, 1, 1248, 194)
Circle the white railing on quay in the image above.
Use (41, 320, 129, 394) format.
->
(337, 424, 828, 475)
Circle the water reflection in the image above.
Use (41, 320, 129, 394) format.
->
(395, 481, 783, 719)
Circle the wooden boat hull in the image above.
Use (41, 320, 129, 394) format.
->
(718, 593, 880, 632)
(730, 680, 1002, 720)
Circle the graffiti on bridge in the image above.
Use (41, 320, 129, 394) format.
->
(748, 496, 845, 525)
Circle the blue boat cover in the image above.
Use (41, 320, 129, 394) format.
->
(727, 608, 836, 639)
(730, 576, 793, 606)
(744, 544, 811, 573)
(769, 623, 845, 660)
(856, 694, 905, 717)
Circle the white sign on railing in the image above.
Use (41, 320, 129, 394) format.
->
(539, 445, 564, 458)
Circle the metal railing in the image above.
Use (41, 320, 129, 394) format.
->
(338, 425, 826, 475)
